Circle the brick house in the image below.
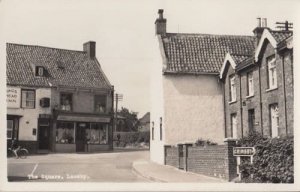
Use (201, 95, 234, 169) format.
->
(220, 20, 293, 138)
(151, 9, 255, 164)
(7, 41, 114, 153)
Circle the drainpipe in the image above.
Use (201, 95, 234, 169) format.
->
(222, 80, 227, 138)
(258, 63, 263, 136)
(281, 54, 288, 136)
(239, 75, 243, 138)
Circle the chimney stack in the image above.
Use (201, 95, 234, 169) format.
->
(253, 17, 268, 45)
(155, 9, 167, 35)
(83, 41, 96, 59)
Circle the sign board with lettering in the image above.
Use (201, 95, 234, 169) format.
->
(233, 147, 255, 156)
(7, 87, 21, 108)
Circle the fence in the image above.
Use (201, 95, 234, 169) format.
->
(164, 139, 237, 181)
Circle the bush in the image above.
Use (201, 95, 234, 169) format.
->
(113, 131, 150, 147)
(195, 138, 217, 146)
(237, 132, 294, 183)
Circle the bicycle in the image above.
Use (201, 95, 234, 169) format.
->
(7, 146, 29, 159)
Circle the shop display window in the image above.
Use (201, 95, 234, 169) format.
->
(86, 123, 108, 144)
(56, 121, 75, 144)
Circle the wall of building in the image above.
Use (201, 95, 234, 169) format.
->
(259, 42, 286, 137)
(51, 88, 112, 114)
(7, 86, 52, 141)
(150, 35, 165, 164)
(239, 65, 262, 136)
(163, 74, 225, 145)
(223, 65, 242, 138)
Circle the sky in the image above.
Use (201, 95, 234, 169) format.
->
(0, 0, 299, 117)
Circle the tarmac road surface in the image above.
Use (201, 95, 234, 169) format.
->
(7, 149, 150, 182)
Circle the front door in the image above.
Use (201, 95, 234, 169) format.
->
(178, 145, 184, 169)
(76, 122, 87, 152)
(38, 118, 50, 150)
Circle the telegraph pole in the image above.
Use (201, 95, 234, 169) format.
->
(114, 93, 123, 132)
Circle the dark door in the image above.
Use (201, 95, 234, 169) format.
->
(248, 109, 255, 134)
(178, 145, 184, 169)
(38, 118, 50, 150)
(76, 122, 87, 152)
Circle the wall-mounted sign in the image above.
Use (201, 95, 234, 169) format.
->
(233, 147, 255, 156)
(7, 87, 21, 108)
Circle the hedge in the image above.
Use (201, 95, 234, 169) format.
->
(113, 131, 150, 147)
(237, 132, 294, 183)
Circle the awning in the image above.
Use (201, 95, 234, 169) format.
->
(57, 115, 111, 123)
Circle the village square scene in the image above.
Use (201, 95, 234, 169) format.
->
(1, 0, 297, 190)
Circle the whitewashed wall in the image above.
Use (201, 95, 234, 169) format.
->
(7, 86, 52, 141)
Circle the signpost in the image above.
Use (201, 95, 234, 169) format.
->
(233, 147, 256, 180)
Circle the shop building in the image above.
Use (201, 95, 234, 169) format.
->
(7, 41, 114, 153)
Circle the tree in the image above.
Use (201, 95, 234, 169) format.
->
(118, 107, 140, 132)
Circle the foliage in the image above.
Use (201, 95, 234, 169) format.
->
(237, 132, 294, 183)
(113, 131, 150, 147)
(195, 138, 217, 146)
(117, 107, 140, 132)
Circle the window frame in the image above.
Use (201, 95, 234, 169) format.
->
(21, 89, 36, 109)
(94, 95, 107, 113)
(7, 119, 14, 139)
(151, 121, 154, 140)
(247, 71, 254, 96)
(230, 113, 237, 138)
(159, 117, 162, 141)
(60, 92, 73, 111)
(267, 55, 277, 89)
(248, 109, 255, 133)
(229, 75, 237, 102)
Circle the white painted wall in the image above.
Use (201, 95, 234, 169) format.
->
(150, 35, 165, 164)
(7, 86, 52, 141)
(163, 74, 225, 145)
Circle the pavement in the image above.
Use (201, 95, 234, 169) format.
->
(7, 149, 226, 183)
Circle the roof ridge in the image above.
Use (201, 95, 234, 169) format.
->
(7, 42, 85, 54)
(166, 32, 254, 38)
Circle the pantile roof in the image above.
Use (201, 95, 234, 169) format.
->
(7, 43, 112, 89)
(161, 33, 256, 74)
(270, 30, 293, 43)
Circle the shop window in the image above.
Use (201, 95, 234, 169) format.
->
(94, 95, 106, 113)
(56, 122, 75, 144)
(60, 93, 72, 111)
(21, 89, 35, 108)
(229, 75, 236, 102)
(247, 71, 254, 96)
(7, 120, 13, 139)
(267, 55, 277, 89)
(87, 123, 108, 144)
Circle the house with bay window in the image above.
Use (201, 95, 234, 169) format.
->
(7, 41, 114, 153)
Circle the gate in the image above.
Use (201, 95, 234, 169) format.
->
(178, 144, 184, 169)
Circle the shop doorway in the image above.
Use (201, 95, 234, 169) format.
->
(76, 122, 87, 152)
(38, 118, 50, 150)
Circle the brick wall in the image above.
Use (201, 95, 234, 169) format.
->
(164, 140, 237, 181)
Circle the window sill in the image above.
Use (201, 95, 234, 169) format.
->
(228, 100, 237, 105)
(246, 95, 254, 99)
(266, 87, 278, 92)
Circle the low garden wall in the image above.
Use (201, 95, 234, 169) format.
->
(164, 139, 237, 181)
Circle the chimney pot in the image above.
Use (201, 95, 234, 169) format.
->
(83, 41, 96, 59)
(257, 17, 261, 27)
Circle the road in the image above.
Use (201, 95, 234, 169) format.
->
(7, 149, 150, 182)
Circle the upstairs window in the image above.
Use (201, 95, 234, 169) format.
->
(229, 75, 236, 102)
(247, 71, 254, 96)
(35, 66, 45, 77)
(60, 93, 72, 111)
(94, 95, 106, 113)
(267, 55, 277, 89)
(21, 89, 35, 108)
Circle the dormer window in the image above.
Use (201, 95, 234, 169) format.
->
(35, 66, 45, 77)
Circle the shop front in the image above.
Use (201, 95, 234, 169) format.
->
(54, 112, 112, 153)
